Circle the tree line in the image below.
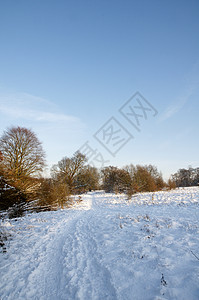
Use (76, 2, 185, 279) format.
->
(171, 167, 199, 187)
(0, 126, 197, 215)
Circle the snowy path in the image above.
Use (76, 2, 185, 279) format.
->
(1, 189, 199, 299)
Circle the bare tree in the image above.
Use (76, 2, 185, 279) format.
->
(124, 164, 166, 193)
(172, 167, 199, 187)
(101, 166, 132, 193)
(75, 165, 100, 193)
(51, 151, 87, 192)
(0, 126, 46, 193)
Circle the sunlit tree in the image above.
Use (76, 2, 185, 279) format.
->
(0, 126, 46, 193)
(51, 151, 87, 192)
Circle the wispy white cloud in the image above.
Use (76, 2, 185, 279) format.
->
(0, 92, 82, 125)
(0, 103, 79, 123)
(0, 91, 87, 164)
(160, 103, 183, 122)
(160, 82, 199, 122)
(160, 61, 199, 122)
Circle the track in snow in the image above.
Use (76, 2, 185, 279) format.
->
(1, 189, 199, 300)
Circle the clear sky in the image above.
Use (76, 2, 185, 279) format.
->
(0, 0, 199, 179)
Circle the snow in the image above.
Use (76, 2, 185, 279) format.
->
(1, 187, 199, 299)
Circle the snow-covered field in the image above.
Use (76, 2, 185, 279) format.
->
(0, 187, 199, 300)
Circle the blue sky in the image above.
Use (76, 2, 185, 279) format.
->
(0, 0, 199, 179)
